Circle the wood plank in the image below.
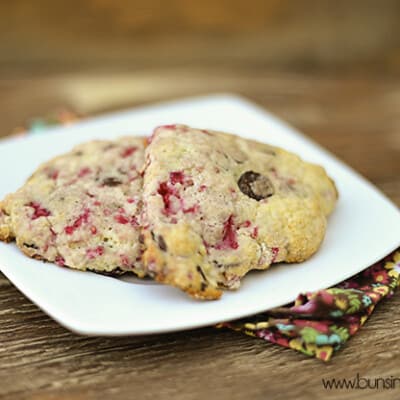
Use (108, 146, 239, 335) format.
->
(1, 0, 400, 74)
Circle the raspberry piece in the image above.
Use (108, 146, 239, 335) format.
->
(120, 254, 130, 266)
(240, 220, 251, 228)
(216, 215, 238, 250)
(27, 202, 51, 220)
(86, 246, 104, 259)
(65, 208, 90, 234)
(78, 167, 91, 178)
(50, 170, 59, 180)
(271, 247, 279, 262)
(55, 255, 65, 267)
(157, 181, 180, 216)
(115, 214, 129, 224)
(170, 171, 185, 185)
(121, 146, 138, 158)
(130, 216, 139, 227)
(199, 185, 207, 192)
(183, 204, 199, 214)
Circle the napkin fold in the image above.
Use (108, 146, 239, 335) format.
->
(218, 250, 400, 361)
(16, 109, 400, 361)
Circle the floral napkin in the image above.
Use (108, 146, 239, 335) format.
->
(15, 109, 400, 361)
(218, 250, 400, 361)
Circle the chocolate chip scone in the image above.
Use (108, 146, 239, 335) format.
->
(142, 124, 338, 299)
(0, 137, 146, 275)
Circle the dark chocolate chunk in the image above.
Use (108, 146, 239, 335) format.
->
(158, 235, 167, 251)
(89, 267, 126, 276)
(213, 260, 224, 269)
(237, 171, 274, 200)
(102, 177, 122, 186)
(23, 242, 39, 250)
(196, 265, 207, 281)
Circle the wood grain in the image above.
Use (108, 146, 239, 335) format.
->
(0, 273, 400, 400)
(1, 0, 400, 76)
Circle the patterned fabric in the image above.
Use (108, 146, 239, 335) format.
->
(218, 250, 400, 361)
(11, 109, 81, 137)
(17, 110, 400, 361)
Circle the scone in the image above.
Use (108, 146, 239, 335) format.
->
(0, 137, 146, 275)
(142, 124, 337, 299)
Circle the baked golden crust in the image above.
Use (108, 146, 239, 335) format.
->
(0, 125, 337, 300)
(0, 203, 13, 242)
(0, 137, 146, 275)
(142, 124, 337, 299)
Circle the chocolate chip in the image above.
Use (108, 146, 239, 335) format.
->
(102, 177, 122, 186)
(213, 260, 240, 269)
(196, 265, 207, 281)
(237, 171, 274, 200)
(89, 267, 126, 276)
(74, 151, 83, 156)
(213, 261, 224, 269)
(23, 242, 39, 250)
(200, 282, 208, 291)
(158, 235, 167, 251)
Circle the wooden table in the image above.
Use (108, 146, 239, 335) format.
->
(0, 69, 399, 400)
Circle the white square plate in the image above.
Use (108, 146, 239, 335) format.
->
(0, 94, 399, 335)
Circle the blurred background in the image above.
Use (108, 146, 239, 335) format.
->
(0, 0, 399, 201)
(2, 0, 400, 75)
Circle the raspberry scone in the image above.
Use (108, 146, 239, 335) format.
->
(0, 137, 146, 275)
(142, 125, 338, 299)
